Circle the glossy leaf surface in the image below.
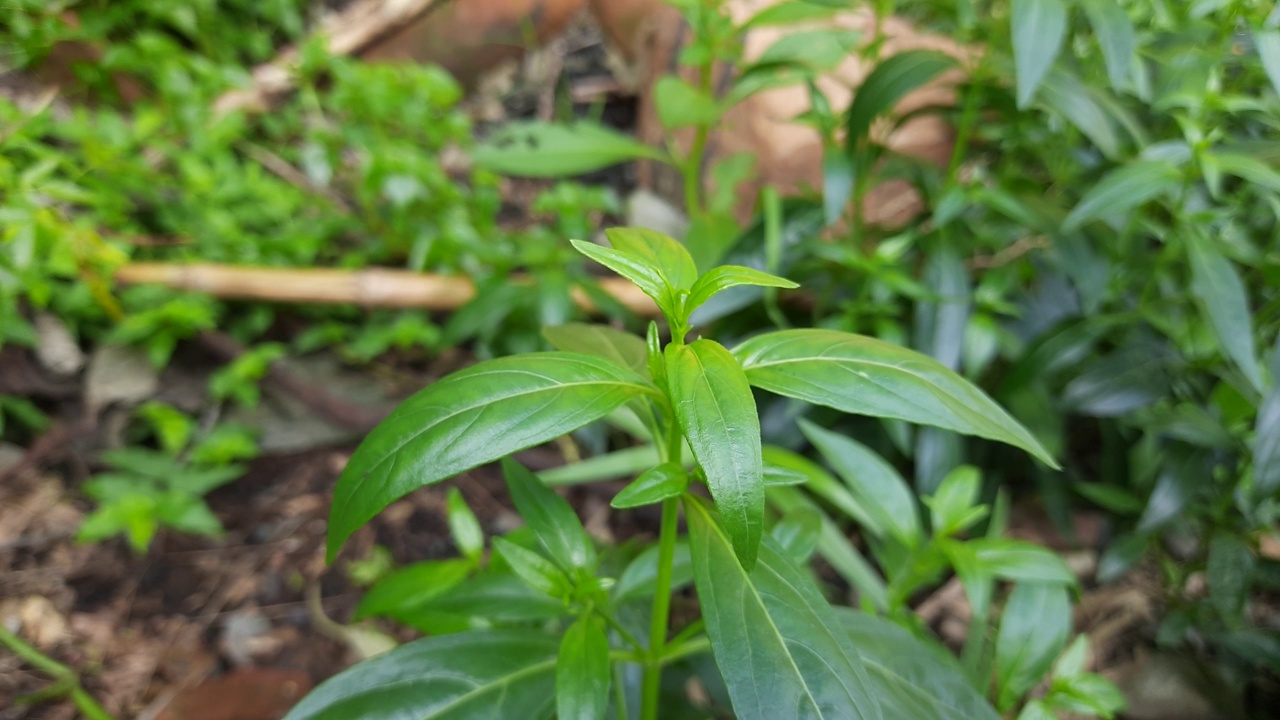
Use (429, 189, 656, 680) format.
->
(610, 462, 688, 509)
(542, 323, 649, 376)
(1186, 230, 1263, 392)
(845, 50, 956, 145)
(734, 329, 1056, 467)
(502, 458, 596, 572)
(667, 339, 764, 568)
(327, 353, 652, 560)
(686, 265, 798, 316)
(557, 615, 610, 720)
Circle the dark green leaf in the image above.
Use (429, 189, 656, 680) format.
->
(355, 559, 472, 620)
(416, 572, 565, 623)
(542, 323, 649, 376)
(967, 538, 1076, 585)
(1097, 533, 1149, 583)
(1073, 482, 1144, 515)
(557, 615, 610, 720)
(502, 458, 596, 572)
(835, 609, 1001, 720)
(799, 419, 920, 546)
(1186, 230, 1263, 392)
(1011, 0, 1068, 108)
(612, 540, 693, 605)
(1080, 0, 1135, 90)
(472, 121, 667, 178)
(1207, 533, 1255, 624)
(685, 498, 882, 720)
(1038, 67, 1124, 158)
(492, 537, 571, 598)
(283, 630, 558, 719)
(996, 583, 1071, 710)
(611, 462, 689, 509)
(845, 50, 957, 145)
(686, 266, 798, 316)
(1256, 361, 1280, 496)
(734, 329, 1057, 467)
(445, 488, 485, 562)
(771, 507, 822, 563)
(655, 76, 722, 130)
(327, 353, 652, 561)
(1062, 161, 1181, 232)
(667, 339, 764, 568)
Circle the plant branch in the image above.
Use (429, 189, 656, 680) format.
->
(0, 625, 115, 720)
(641, 496, 681, 720)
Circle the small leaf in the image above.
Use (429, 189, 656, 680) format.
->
(611, 463, 689, 509)
(822, 150, 855, 225)
(1207, 532, 1255, 624)
(967, 538, 1076, 585)
(605, 227, 700, 292)
(327, 353, 653, 561)
(492, 537, 571, 598)
(686, 265, 798, 316)
(771, 507, 822, 563)
(756, 28, 862, 72)
(734, 329, 1057, 467)
(685, 498, 882, 720)
(1206, 151, 1280, 195)
(502, 458, 596, 572)
(1256, 28, 1280, 97)
(1038, 67, 1125, 159)
(845, 50, 957, 146)
(283, 630, 558, 719)
(612, 540, 694, 605)
(472, 121, 668, 177)
(667, 339, 764, 568)
(1186, 230, 1263, 392)
(1080, 0, 1136, 90)
(1062, 161, 1181, 232)
(995, 583, 1071, 710)
(655, 76, 722, 130)
(744, 0, 844, 29)
(542, 323, 649, 376)
(446, 488, 485, 561)
(355, 559, 472, 620)
(799, 419, 920, 546)
(1011, 0, 1068, 108)
(557, 615, 611, 720)
(925, 466, 984, 537)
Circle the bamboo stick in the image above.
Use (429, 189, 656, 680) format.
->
(113, 263, 659, 316)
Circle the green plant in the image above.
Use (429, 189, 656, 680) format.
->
(0, 623, 114, 720)
(287, 227, 1060, 719)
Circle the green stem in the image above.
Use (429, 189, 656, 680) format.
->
(640, 497, 681, 720)
(682, 59, 716, 218)
(946, 80, 983, 183)
(0, 625, 115, 720)
(661, 636, 712, 665)
(599, 609, 646, 653)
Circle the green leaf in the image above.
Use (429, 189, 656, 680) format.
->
(1011, 0, 1068, 108)
(995, 583, 1071, 710)
(355, 559, 472, 620)
(1256, 357, 1280, 497)
(1079, 0, 1135, 90)
(734, 329, 1057, 467)
(835, 609, 1001, 720)
(925, 466, 985, 537)
(1206, 151, 1280, 195)
(446, 488, 485, 562)
(492, 537, 571, 598)
(1207, 532, 1255, 624)
(967, 538, 1076, 585)
(610, 462, 689, 509)
(845, 50, 957, 146)
(744, 0, 845, 29)
(472, 121, 668, 178)
(605, 227, 699, 292)
(612, 540, 694, 605)
(283, 630, 558, 719)
(1038, 67, 1128, 158)
(822, 149, 855, 225)
(1256, 28, 1280, 97)
(686, 265, 798, 316)
(557, 615, 610, 720)
(799, 419, 920, 546)
(771, 507, 822, 563)
(685, 498, 882, 720)
(756, 28, 862, 72)
(1062, 161, 1181, 232)
(542, 323, 649, 376)
(655, 76, 722, 130)
(1186, 230, 1263, 392)
(415, 572, 566, 624)
(327, 353, 652, 561)
(667, 339, 765, 568)
(502, 458, 596, 572)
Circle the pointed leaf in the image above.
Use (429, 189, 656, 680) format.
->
(925, 466, 985, 537)
(1080, 0, 1136, 90)
(1011, 0, 1068, 108)
(967, 538, 1076, 585)
(612, 540, 694, 605)
(502, 458, 596, 572)
(492, 537, 571, 598)
(1062, 161, 1181, 232)
(685, 498, 882, 720)
(1256, 28, 1280, 97)
(822, 149, 855, 225)
(1255, 354, 1280, 497)
(327, 353, 653, 560)
(655, 76, 722, 130)
(756, 28, 862, 72)
(686, 265, 798, 315)
(995, 583, 1070, 710)
(473, 121, 668, 178)
(667, 339, 765, 568)
(445, 488, 485, 562)
(1186, 230, 1263, 392)
(734, 329, 1057, 467)
(605, 227, 699, 291)
(611, 462, 689, 509)
(355, 559, 472, 620)
(557, 615, 610, 720)
(771, 507, 822, 563)
(283, 630, 558, 719)
(542, 323, 649, 376)
(845, 50, 957, 145)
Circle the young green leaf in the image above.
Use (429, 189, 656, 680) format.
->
(354, 559, 472, 620)
(326, 353, 653, 561)
(472, 121, 668, 177)
(654, 76, 722, 130)
(542, 323, 649, 376)
(604, 227, 699, 293)
(1206, 532, 1255, 624)
(845, 50, 957, 146)
(556, 615, 610, 720)
(445, 488, 484, 562)
(667, 339, 765, 568)
(743, 0, 845, 29)
(771, 507, 822, 563)
(1185, 230, 1263, 392)
(685, 265, 798, 316)
(1061, 161, 1181, 232)
(610, 462, 689, 509)
(798, 419, 920, 547)
(995, 583, 1071, 710)
(822, 150, 855, 225)
(1011, 0, 1068, 108)
(925, 465, 983, 537)
(1256, 28, 1280, 97)
(502, 458, 596, 572)
(756, 28, 862, 72)
(734, 329, 1058, 468)
(492, 537, 571, 598)
(1079, 0, 1135, 90)
(685, 498, 882, 720)
(967, 538, 1076, 585)
(283, 630, 558, 719)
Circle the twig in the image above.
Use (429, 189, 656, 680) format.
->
(0, 625, 116, 720)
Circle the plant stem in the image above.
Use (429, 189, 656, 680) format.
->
(641, 496, 681, 720)
(682, 58, 715, 218)
(0, 625, 115, 720)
